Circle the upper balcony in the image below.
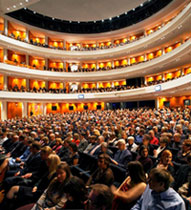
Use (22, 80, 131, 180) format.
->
(0, 2, 191, 61)
(0, 38, 191, 82)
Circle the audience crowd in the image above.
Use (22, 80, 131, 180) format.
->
(4, 73, 187, 95)
(0, 107, 191, 209)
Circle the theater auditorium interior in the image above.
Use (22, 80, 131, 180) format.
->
(0, 0, 191, 209)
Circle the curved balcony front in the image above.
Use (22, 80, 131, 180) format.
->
(1, 72, 191, 103)
(0, 39, 191, 82)
(1, 2, 191, 61)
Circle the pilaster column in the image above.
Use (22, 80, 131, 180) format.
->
(1, 101, 7, 121)
(3, 75, 7, 90)
(22, 102, 28, 118)
(3, 19, 8, 36)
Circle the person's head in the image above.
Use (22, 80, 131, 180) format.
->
(160, 150, 173, 166)
(100, 142, 108, 153)
(55, 138, 63, 145)
(127, 136, 135, 145)
(139, 145, 149, 158)
(73, 133, 79, 140)
(159, 136, 168, 148)
(182, 139, 191, 152)
(98, 136, 105, 144)
(47, 154, 61, 178)
(128, 161, 146, 184)
(65, 176, 86, 204)
(97, 153, 110, 170)
(49, 133, 55, 141)
(149, 168, 174, 192)
(142, 134, 151, 146)
(86, 184, 113, 210)
(69, 142, 78, 153)
(173, 133, 181, 143)
(30, 141, 41, 154)
(40, 146, 52, 160)
(56, 162, 71, 183)
(89, 135, 97, 144)
(148, 130, 155, 138)
(117, 139, 126, 151)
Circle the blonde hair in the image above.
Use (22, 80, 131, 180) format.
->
(47, 154, 61, 179)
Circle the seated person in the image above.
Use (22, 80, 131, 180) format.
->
(152, 150, 174, 176)
(137, 134, 154, 156)
(174, 153, 191, 191)
(136, 145, 153, 173)
(67, 142, 79, 166)
(111, 161, 146, 210)
(131, 168, 186, 210)
(86, 153, 114, 187)
(126, 136, 138, 152)
(153, 136, 169, 159)
(113, 139, 132, 169)
(170, 133, 182, 150)
(31, 162, 71, 210)
(64, 176, 87, 209)
(148, 130, 159, 145)
(52, 138, 63, 154)
(176, 139, 191, 164)
(1, 154, 61, 210)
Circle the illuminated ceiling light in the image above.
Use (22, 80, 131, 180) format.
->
(13, 5, 16, 8)
(140, 3, 143, 6)
(20, 2, 23, 5)
(25, 0, 29, 2)
(7, 8, 10, 10)
(109, 17, 112, 20)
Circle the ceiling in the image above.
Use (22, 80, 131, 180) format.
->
(26, 0, 146, 21)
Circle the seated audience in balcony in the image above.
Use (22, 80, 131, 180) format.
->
(131, 168, 186, 210)
(86, 153, 114, 187)
(176, 139, 191, 164)
(136, 145, 153, 173)
(112, 139, 132, 169)
(112, 161, 146, 210)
